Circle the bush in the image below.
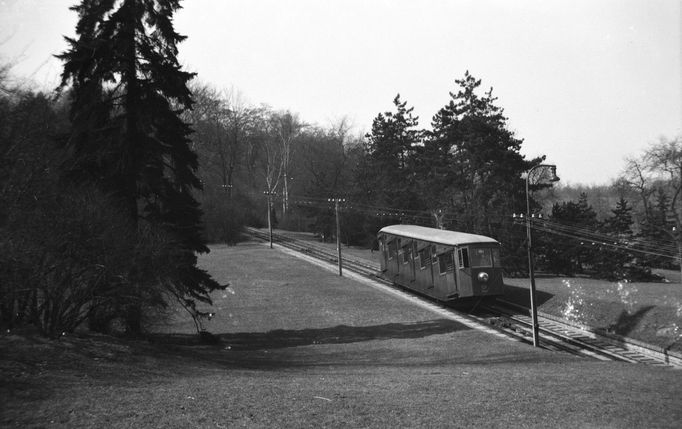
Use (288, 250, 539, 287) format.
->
(1, 184, 135, 336)
(0, 178, 211, 337)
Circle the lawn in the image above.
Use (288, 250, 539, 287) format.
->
(2, 241, 681, 428)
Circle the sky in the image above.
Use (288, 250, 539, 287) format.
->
(1, 0, 680, 186)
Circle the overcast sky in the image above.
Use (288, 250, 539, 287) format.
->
(1, 0, 680, 185)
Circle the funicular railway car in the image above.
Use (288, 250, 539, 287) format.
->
(378, 225, 504, 301)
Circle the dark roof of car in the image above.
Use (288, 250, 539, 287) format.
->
(378, 224, 499, 246)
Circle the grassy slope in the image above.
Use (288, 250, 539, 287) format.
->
(2, 242, 682, 428)
(503, 276, 682, 353)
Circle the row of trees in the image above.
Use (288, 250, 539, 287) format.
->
(183, 72, 540, 255)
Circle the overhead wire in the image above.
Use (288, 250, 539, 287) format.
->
(523, 217, 679, 260)
(209, 184, 680, 261)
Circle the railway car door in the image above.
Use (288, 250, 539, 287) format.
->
(379, 235, 388, 272)
(455, 247, 473, 297)
(386, 236, 400, 277)
(416, 243, 435, 290)
(437, 249, 457, 298)
(399, 239, 415, 284)
(430, 246, 457, 299)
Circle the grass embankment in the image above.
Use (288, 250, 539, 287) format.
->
(2, 241, 682, 428)
(503, 276, 682, 353)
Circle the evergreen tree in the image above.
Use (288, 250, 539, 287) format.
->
(596, 197, 636, 279)
(359, 94, 422, 210)
(424, 71, 537, 234)
(603, 197, 634, 236)
(543, 194, 598, 275)
(58, 0, 222, 333)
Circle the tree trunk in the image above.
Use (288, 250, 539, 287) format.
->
(123, 0, 141, 336)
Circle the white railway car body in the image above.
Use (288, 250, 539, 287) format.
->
(378, 225, 504, 301)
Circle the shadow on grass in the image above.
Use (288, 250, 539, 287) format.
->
(150, 319, 467, 351)
(502, 283, 554, 307)
(608, 305, 655, 337)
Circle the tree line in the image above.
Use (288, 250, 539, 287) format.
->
(189, 69, 682, 282)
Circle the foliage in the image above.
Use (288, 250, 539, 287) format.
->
(0, 80, 213, 336)
(423, 72, 536, 234)
(4, 183, 140, 336)
(349, 73, 541, 270)
(57, 0, 223, 333)
(593, 197, 654, 281)
(359, 94, 423, 210)
(533, 194, 659, 281)
(539, 193, 599, 276)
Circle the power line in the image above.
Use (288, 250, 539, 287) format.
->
(211, 184, 681, 261)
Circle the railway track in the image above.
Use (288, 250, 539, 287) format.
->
(244, 227, 682, 369)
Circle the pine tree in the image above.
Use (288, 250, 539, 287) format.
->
(425, 71, 537, 234)
(58, 0, 222, 333)
(543, 195, 598, 275)
(603, 197, 634, 236)
(596, 197, 635, 279)
(360, 94, 422, 210)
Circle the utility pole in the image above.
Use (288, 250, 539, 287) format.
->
(264, 190, 276, 248)
(329, 198, 345, 276)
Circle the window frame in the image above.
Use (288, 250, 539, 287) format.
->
(458, 247, 470, 269)
(438, 251, 454, 275)
(387, 239, 397, 261)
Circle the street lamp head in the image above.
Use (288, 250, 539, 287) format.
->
(526, 164, 560, 184)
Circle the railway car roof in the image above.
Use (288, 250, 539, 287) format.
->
(379, 225, 499, 246)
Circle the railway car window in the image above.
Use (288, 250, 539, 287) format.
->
(388, 240, 397, 260)
(418, 248, 430, 269)
(458, 248, 469, 268)
(492, 248, 501, 267)
(402, 244, 411, 264)
(470, 248, 493, 267)
(438, 252, 454, 275)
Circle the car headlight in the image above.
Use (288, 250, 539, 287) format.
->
(478, 272, 489, 282)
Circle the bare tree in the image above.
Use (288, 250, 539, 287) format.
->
(622, 155, 655, 219)
(270, 111, 305, 214)
(298, 121, 350, 198)
(622, 135, 682, 279)
(259, 116, 283, 196)
(187, 83, 264, 198)
(222, 88, 260, 198)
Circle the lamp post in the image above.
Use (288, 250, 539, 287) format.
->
(525, 164, 560, 347)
